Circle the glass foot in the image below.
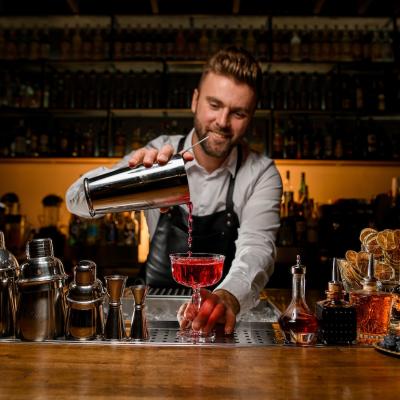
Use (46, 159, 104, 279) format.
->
(177, 329, 216, 344)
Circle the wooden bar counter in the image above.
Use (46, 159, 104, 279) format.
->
(1, 290, 399, 399)
(1, 342, 399, 399)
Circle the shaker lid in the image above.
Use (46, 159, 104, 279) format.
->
(75, 260, 97, 285)
(18, 238, 66, 285)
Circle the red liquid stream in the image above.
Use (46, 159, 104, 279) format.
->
(187, 201, 193, 256)
(171, 257, 224, 288)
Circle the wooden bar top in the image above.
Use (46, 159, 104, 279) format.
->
(1, 289, 400, 399)
(1, 342, 399, 399)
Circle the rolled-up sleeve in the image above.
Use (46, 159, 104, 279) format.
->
(216, 158, 282, 315)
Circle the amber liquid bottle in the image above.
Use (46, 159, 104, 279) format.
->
(278, 255, 318, 345)
(350, 253, 393, 344)
(316, 258, 357, 345)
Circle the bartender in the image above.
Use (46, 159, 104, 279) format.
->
(66, 46, 282, 335)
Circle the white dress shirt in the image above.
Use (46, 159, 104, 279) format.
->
(66, 129, 282, 315)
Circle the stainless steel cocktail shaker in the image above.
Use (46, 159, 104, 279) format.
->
(16, 238, 67, 341)
(0, 231, 19, 338)
(83, 154, 189, 216)
(65, 260, 106, 340)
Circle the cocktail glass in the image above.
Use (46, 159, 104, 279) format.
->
(170, 253, 225, 343)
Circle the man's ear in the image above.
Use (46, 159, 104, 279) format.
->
(191, 88, 199, 113)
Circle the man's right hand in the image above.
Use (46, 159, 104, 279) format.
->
(129, 144, 194, 168)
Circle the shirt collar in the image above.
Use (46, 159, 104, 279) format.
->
(184, 129, 238, 178)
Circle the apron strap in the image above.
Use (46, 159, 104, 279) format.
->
(226, 144, 242, 211)
(177, 136, 185, 152)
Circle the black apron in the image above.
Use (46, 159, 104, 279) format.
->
(145, 137, 242, 288)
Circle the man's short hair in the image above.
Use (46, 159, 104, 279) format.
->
(199, 46, 262, 100)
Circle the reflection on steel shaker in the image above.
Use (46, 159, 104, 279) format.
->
(83, 154, 189, 216)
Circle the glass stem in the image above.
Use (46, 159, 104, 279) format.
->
(192, 287, 201, 313)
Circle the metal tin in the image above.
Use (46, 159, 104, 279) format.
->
(16, 238, 67, 341)
(83, 154, 189, 217)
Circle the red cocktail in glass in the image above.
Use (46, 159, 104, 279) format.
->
(170, 253, 224, 343)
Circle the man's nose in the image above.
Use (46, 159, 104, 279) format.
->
(216, 109, 230, 129)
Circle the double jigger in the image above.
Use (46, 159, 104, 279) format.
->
(104, 278, 149, 341)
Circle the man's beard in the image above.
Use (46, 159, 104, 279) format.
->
(193, 115, 234, 159)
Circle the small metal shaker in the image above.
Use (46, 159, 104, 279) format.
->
(104, 275, 127, 340)
(130, 285, 149, 341)
(0, 231, 19, 338)
(83, 154, 189, 217)
(16, 238, 67, 341)
(65, 260, 105, 340)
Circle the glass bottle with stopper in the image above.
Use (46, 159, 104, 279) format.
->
(278, 255, 318, 346)
(316, 258, 357, 345)
(350, 253, 393, 344)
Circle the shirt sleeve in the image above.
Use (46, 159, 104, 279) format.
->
(215, 157, 282, 316)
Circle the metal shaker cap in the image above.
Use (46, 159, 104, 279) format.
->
(26, 238, 54, 258)
(67, 260, 105, 307)
(18, 238, 66, 284)
(75, 260, 97, 285)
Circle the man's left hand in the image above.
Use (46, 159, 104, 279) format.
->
(177, 289, 240, 335)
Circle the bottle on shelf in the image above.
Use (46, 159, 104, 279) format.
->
(278, 255, 319, 345)
(290, 25, 301, 62)
(300, 26, 310, 61)
(283, 117, 297, 159)
(272, 115, 284, 159)
(283, 170, 294, 208)
(316, 258, 357, 345)
(278, 170, 296, 247)
(29, 25, 40, 60)
(297, 172, 307, 204)
(349, 253, 393, 344)
(199, 25, 209, 59)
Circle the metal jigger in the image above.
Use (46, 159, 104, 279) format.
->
(104, 275, 128, 340)
(130, 285, 149, 341)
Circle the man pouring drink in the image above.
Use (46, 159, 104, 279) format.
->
(66, 46, 282, 337)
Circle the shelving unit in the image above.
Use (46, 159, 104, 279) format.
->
(0, 14, 399, 230)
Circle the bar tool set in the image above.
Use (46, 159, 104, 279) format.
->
(0, 232, 153, 342)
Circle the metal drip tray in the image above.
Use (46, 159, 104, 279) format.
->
(119, 293, 282, 346)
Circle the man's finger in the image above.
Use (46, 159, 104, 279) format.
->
(128, 148, 147, 167)
(142, 148, 159, 167)
(191, 295, 218, 331)
(201, 302, 226, 334)
(157, 144, 174, 165)
(224, 309, 236, 335)
(182, 151, 195, 162)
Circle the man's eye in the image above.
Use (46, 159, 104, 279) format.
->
(209, 103, 219, 109)
(234, 112, 246, 119)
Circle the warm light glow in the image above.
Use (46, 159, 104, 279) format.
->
(138, 211, 150, 263)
